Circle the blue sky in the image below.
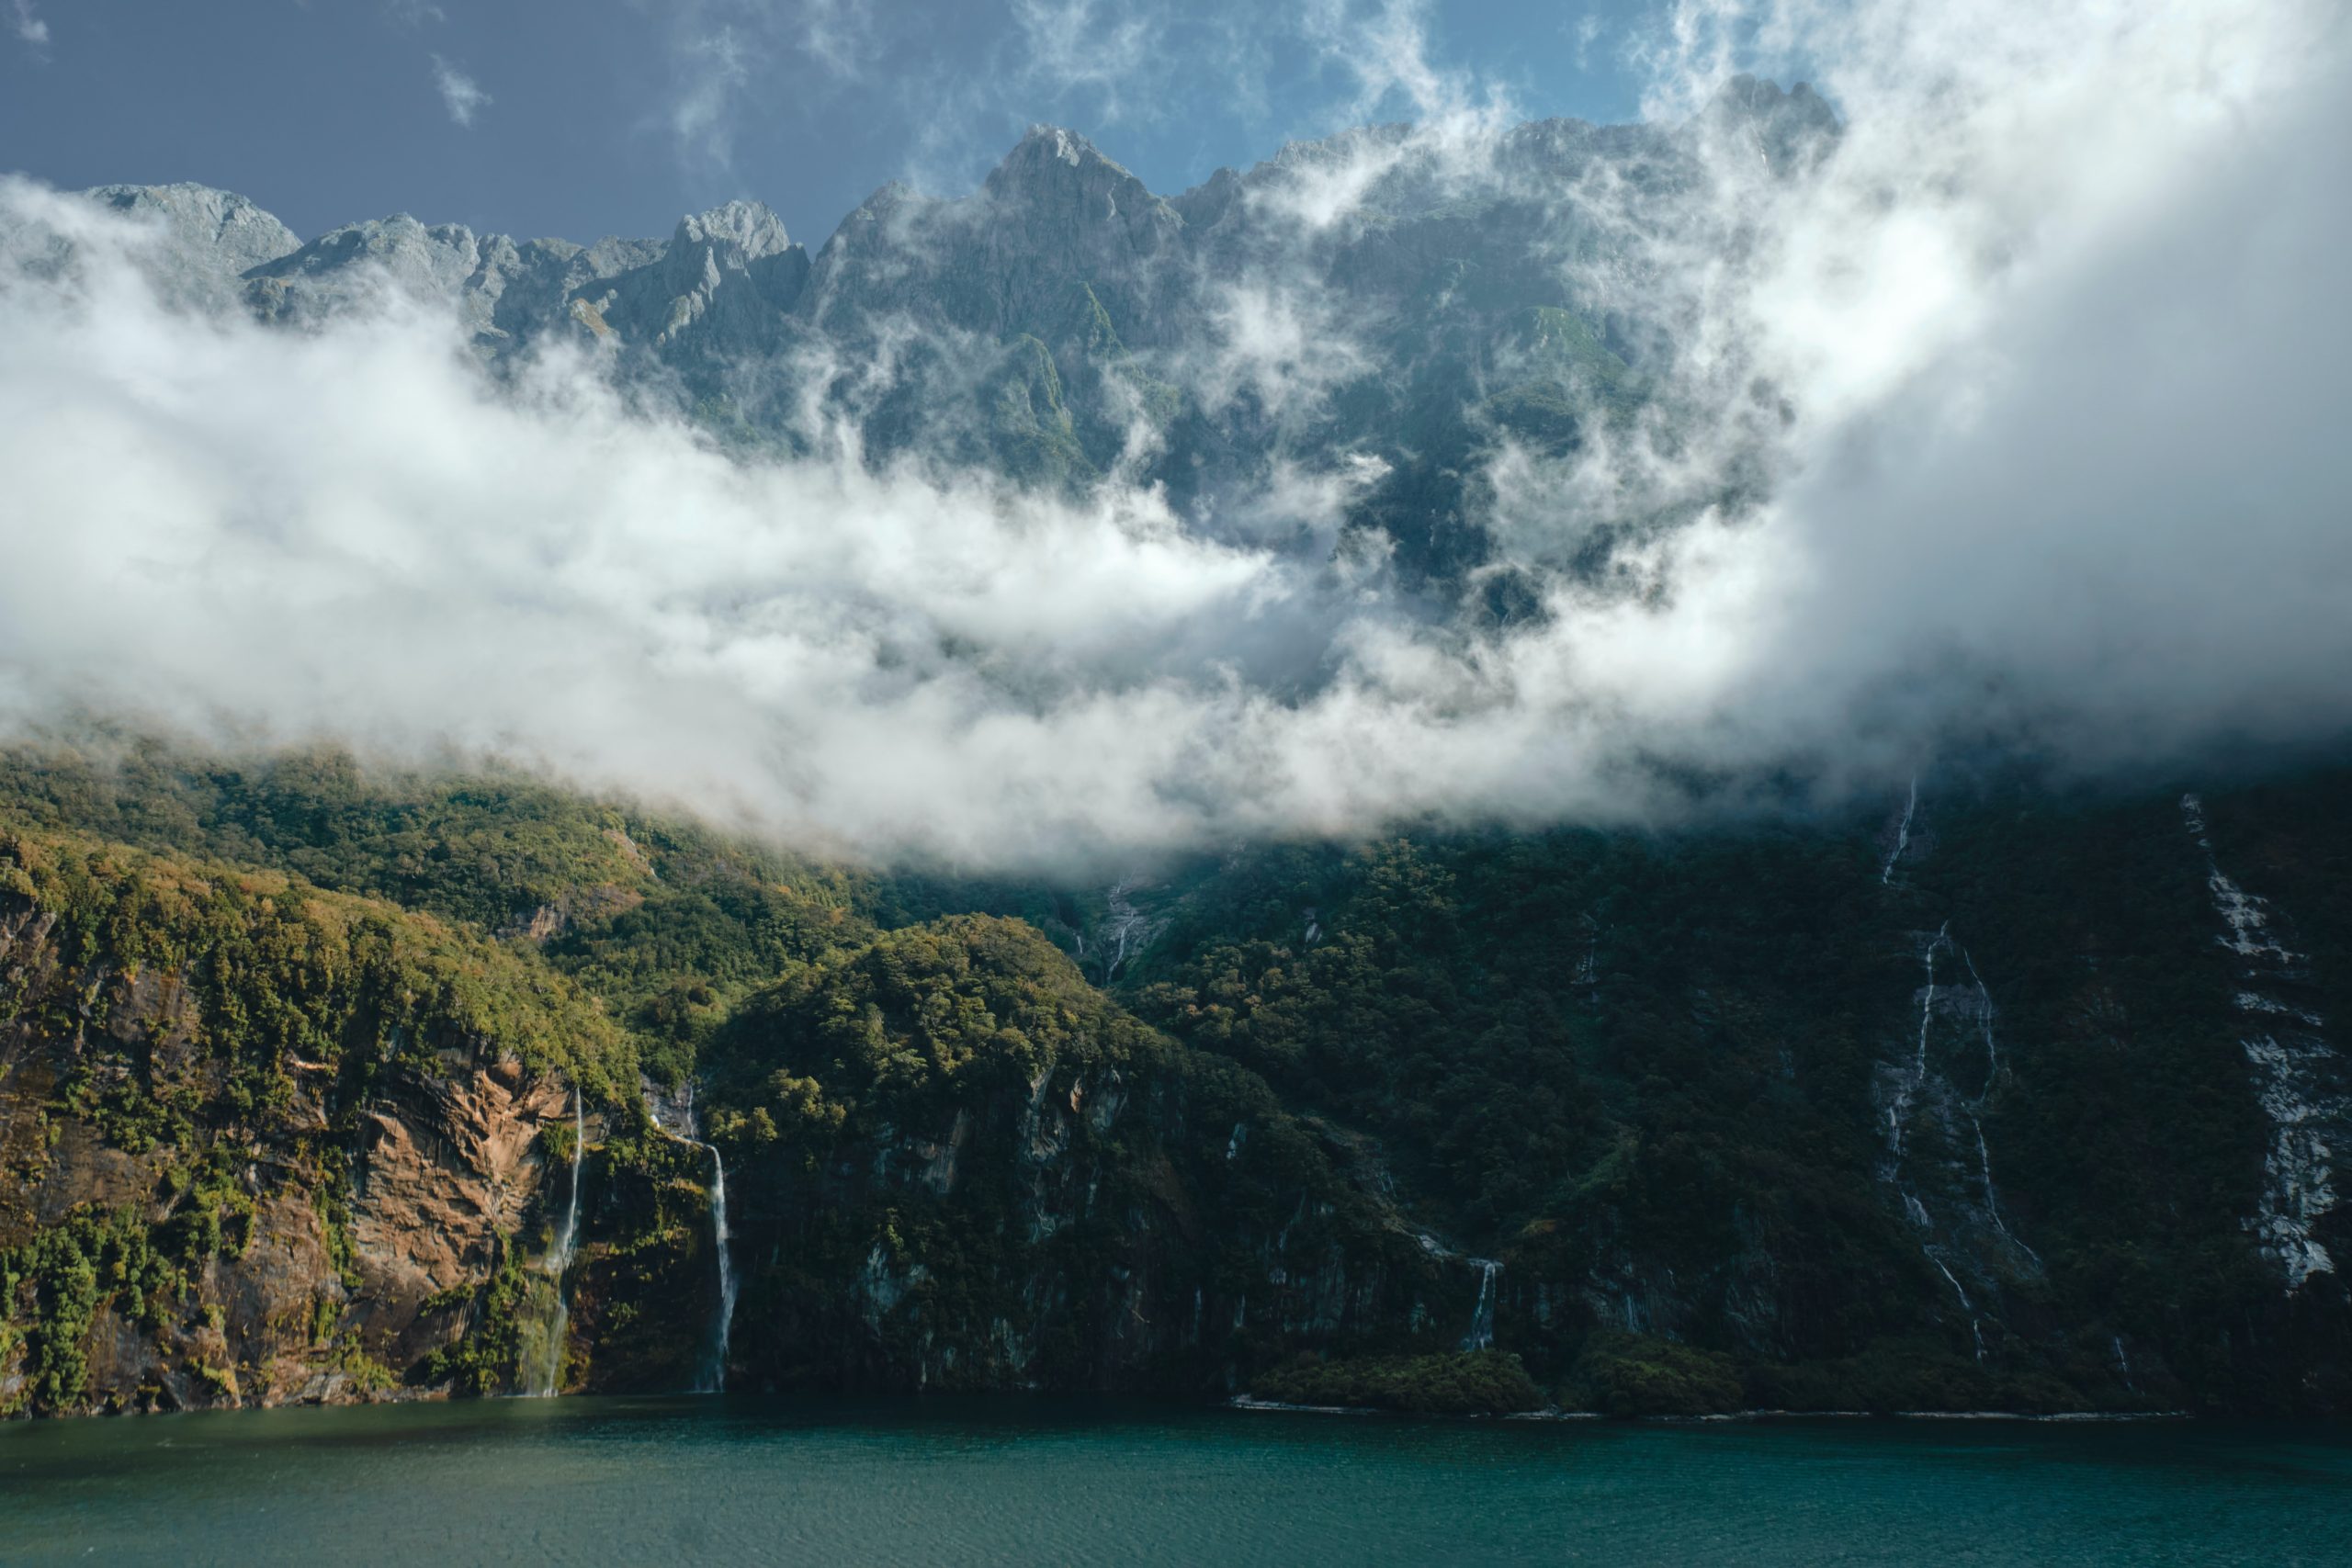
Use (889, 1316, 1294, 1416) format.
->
(0, 0, 1664, 247)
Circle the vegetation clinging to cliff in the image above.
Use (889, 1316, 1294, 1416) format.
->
(0, 818, 638, 1112)
(0, 736, 874, 1086)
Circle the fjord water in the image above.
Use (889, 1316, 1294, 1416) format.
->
(4, 1402, 2347, 1566)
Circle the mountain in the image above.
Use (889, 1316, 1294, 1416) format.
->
(5, 79, 2349, 1421)
(13, 77, 1834, 578)
(2, 737, 2349, 1418)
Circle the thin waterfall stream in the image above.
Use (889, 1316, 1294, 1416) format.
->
(645, 1081, 741, 1392)
(1881, 775, 1918, 885)
(526, 1089, 586, 1398)
(699, 1139, 737, 1392)
(1462, 1259, 1499, 1351)
(1874, 776, 2047, 1359)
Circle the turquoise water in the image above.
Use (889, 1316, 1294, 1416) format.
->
(2, 1399, 2347, 1565)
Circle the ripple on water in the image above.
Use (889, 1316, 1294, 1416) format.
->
(3, 1397, 2350, 1566)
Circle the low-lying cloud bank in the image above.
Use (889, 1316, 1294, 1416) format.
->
(1, 0, 2346, 868)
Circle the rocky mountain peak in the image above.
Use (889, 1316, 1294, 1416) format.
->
(34, 183, 306, 310)
(582, 198, 809, 351)
(670, 199, 793, 262)
(259, 213, 478, 274)
(983, 125, 1151, 204)
(85, 182, 300, 276)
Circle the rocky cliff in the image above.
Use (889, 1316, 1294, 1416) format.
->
(0, 821, 620, 1416)
(5, 750, 2352, 1418)
(0, 805, 1483, 1417)
(707, 917, 1455, 1396)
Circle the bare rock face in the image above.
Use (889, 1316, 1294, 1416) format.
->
(346, 1066, 568, 1350)
(0, 903, 571, 1416)
(577, 200, 811, 366)
(79, 184, 301, 309)
(242, 216, 658, 350)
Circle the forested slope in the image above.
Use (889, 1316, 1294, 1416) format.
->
(3, 738, 2346, 1416)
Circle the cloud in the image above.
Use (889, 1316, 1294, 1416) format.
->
(2, 0, 2347, 871)
(0, 183, 1295, 866)
(670, 27, 753, 168)
(10, 0, 47, 50)
(791, 0, 877, 79)
(1509, 0, 2352, 781)
(432, 56, 491, 127)
(650, 3, 1494, 208)
(1571, 11, 1606, 72)
(1010, 0, 1164, 125)
(653, 2, 880, 175)
(1301, 0, 1499, 128)
(1189, 280, 1370, 426)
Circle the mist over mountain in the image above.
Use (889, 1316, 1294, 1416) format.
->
(6, 0, 2352, 1436)
(4, 0, 2346, 867)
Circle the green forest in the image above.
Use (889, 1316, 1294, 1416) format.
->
(3, 732, 2348, 1416)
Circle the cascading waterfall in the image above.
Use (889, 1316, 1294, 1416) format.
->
(1913, 923, 1946, 1084)
(1873, 783, 2046, 1359)
(1927, 1251, 1985, 1362)
(1958, 948, 2041, 1272)
(2181, 793, 2342, 1292)
(1462, 1259, 1499, 1352)
(1096, 877, 1160, 982)
(526, 1089, 587, 1398)
(1881, 775, 1918, 886)
(698, 1140, 738, 1392)
(647, 1082, 741, 1392)
(556, 1091, 584, 1263)
(1886, 923, 2032, 1355)
(1972, 1120, 2039, 1269)
(1884, 921, 1950, 1163)
(1962, 949, 1999, 1082)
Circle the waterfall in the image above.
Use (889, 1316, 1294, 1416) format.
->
(1868, 786, 2052, 1354)
(1914, 922, 1947, 1081)
(695, 1139, 738, 1393)
(554, 1091, 584, 1268)
(1953, 953, 2042, 1272)
(1927, 1250, 1984, 1362)
(647, 1080, 741, 1390)
(1097, 877, 1159, 982)
(1962, 949, 1999, 1083)
(1971, 1117, 2040, 1269)
(1884, 922, 1950, 1165)
(1881, 776, 1919, 886)
(2181, 793, 2342, 1292)
(1462, 1259, 1499, 1352)
(526, 1089, 587, 1398)
(1877, 910, 2044, 1355)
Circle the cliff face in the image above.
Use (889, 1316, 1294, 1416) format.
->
(728, 1054, 1453, 1394)
(0, 826, 616, 1416)
(7, 754, 2352, 1419)
(698, 917, 1459, 1395)
(1119, 777, 2352, 1415)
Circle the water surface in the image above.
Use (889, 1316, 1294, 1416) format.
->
(3, 1398, 2346, 1565)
